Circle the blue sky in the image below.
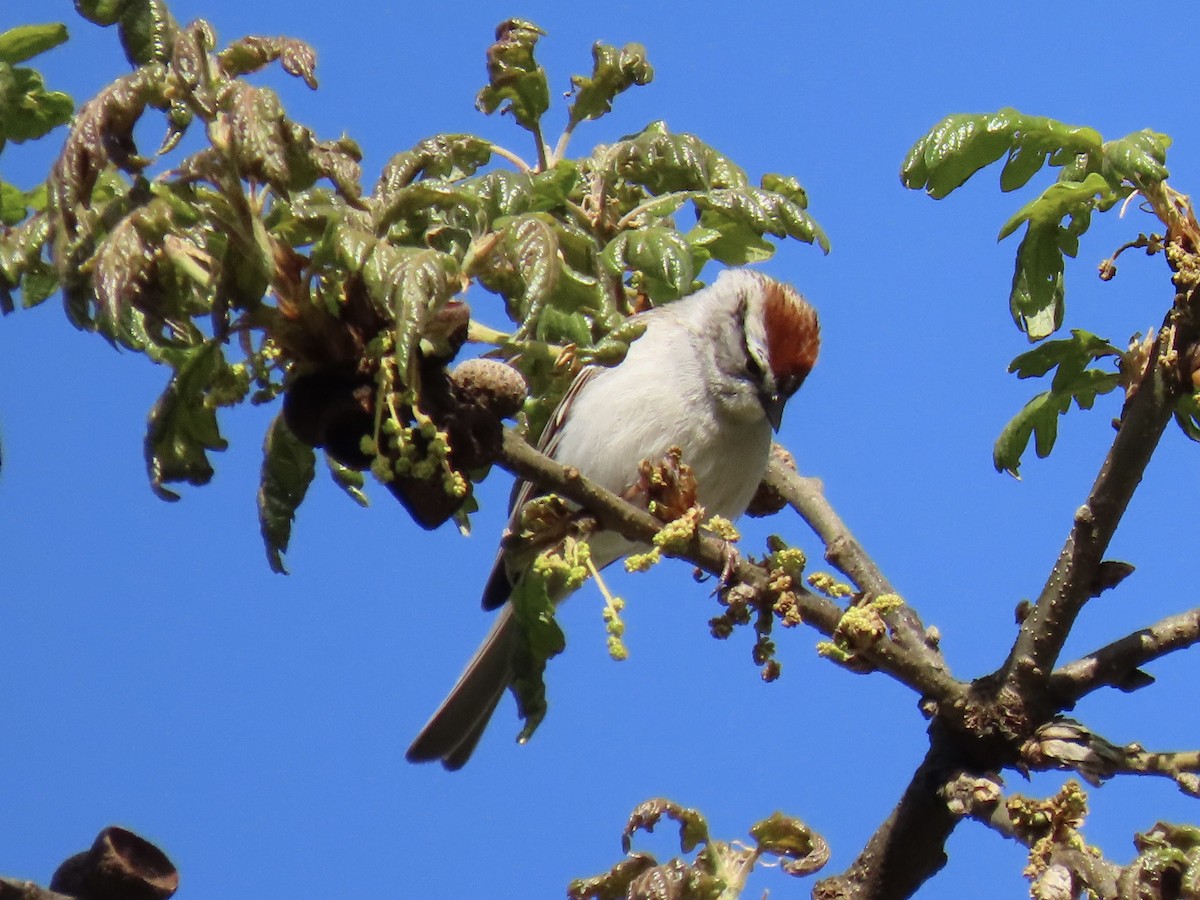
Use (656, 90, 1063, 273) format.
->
(3, 1, 1200, 897)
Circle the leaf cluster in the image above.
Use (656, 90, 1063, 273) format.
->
(0, 10, 828, 574)
(567, 799, 827, 899)
(902, 108, 1184, 474)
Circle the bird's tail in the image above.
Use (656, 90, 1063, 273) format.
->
(405, 606, 517, 770)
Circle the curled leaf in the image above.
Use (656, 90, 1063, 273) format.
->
(476, 19, 549, 133)
(566, 41, 653, 129)
(258, 412, 317, 574)
(622, 799, 711, 855)
(144, 341, 231, 500)
(750, 811, 830, 877)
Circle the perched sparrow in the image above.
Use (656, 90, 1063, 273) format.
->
(406, 268, 820, 769)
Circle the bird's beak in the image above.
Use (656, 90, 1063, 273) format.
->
(762, 393, 786, 432)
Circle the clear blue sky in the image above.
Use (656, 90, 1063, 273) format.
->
(3, 1, 1199, 897)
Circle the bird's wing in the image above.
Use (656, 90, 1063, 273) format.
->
(480, 365, 601, 611)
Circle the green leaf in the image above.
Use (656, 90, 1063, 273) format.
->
(376, 135, 493, 193)
(1103, 129, 1170, 186)
(258, 413, 317, 574)
(0, 23, 68, 65)
(0, 210, 56, 306)
(901, 109, 1103, 199)
(223, 83, 290, 192)
(692, 212, 775, 265)
(0, 182, 27, 226)
(475, 19, 549, 133)
(478, 214, 559, 332)
(1008, 329, 1119, 380)
(566, 41, 653, 129)
(0, 64, 73, 143)
(361, 246, 457, 383)
(997, 173, 1114, 240)
(117, 0, 176, 66)
(74, 0, 133, 27)
(997, 173, 1115, 340)
(145, 341, 230, 500)
(468, 163, 579, 222)
(602, 226, 694, 301)
(90, 196, 176, 325)
(217, 35, 318, 89)
(751, 812, 829, 877)
(695, 185, 830, 253)
(994, 329, 1122, 475)
(326, 453, 369, 506)
(509, 557, 568, 744)
(761, 173, 811, 209)
(535, 306, 592, 347)
(999, 142, 1050, 192)
(1008, 220, 1065, 340)
(621, 799, 711, 855)
(610, 121, 749, 194)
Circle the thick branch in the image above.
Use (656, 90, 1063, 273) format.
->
(498, 428, 966, 704)
(1002, 305, 1198, 694)
(1050, 606, 1200, 703)
(814, 730, 962, 900)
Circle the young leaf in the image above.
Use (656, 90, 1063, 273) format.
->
(509, 553, 569, 744)
(476, 19, 549, 134)
(611, 121, 749, 194)
(0, 63, 73, 144)
(375, 135, 492, 193)
(999, 174, 1116, 340)
(901, 109, 1103, 199)
(566, 41, 653, 130)
(258, 412, 317, 574)
(217, 34, 318, 88)
(0, 23, 69, 66)
(601, 226, 694, 301)
(694, 186, 830, 253)
(994, 330, 1121, 475)
(145, 341, 231, 500)
(1103, 130, 1170, 186)
(996, 172, 1114, 241)
(117, 0, 177, 66)
(326, 453, 369, 506)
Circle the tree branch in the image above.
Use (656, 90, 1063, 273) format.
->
(941, 772, 1122, 900)
(1049, 606, 1200, 703)
(764, 456, 950, 680)
(764, 458, 894, 597)
(814, 729, 963, 900)
(497, 428, 966, 705)
(1023, 718, 1200, 797)
(1001, 300, 1199, 695)
(0, 881, 73, 900)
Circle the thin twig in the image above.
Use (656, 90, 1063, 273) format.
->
(765, 458, 949, 677)
(765, 460, 894, 596)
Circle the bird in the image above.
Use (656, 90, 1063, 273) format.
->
(406, 268, 820, 769)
